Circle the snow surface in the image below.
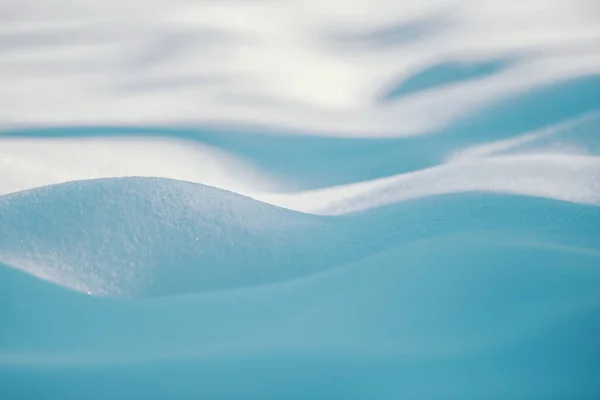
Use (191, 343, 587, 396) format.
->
(1, 0, 600, 398)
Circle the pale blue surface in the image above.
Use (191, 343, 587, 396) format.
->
(1, 39, 600, 400)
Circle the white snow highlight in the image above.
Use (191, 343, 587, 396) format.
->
(1, 0, 599, 135)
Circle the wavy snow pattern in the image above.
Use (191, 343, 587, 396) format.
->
(1, 0, 600, 399)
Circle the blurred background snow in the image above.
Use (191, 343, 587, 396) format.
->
(1, 0, 599, 135)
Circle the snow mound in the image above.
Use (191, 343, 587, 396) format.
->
(0, 177, 348, 297)
(3, 177, 599, 299)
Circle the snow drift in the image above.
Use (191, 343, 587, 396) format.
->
(2, 176, 599, 299)
(0, 177, 349, 296)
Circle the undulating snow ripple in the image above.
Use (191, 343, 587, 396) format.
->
(1, 0, 599, 398)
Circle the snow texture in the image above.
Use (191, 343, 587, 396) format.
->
(1, 0, 600, 398)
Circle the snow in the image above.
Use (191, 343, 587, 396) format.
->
(1, 0, 599, 135)
(1, 0, 600, 398)
(0, 177, 341, 296)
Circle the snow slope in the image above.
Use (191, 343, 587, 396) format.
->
(2, 177, 599, 299)
(2, 228, 600, 398)
(0, 177, 346, 296)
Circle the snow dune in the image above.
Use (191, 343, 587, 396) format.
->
(2, 176, 599, 298)
(0, 177, 344, 296)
